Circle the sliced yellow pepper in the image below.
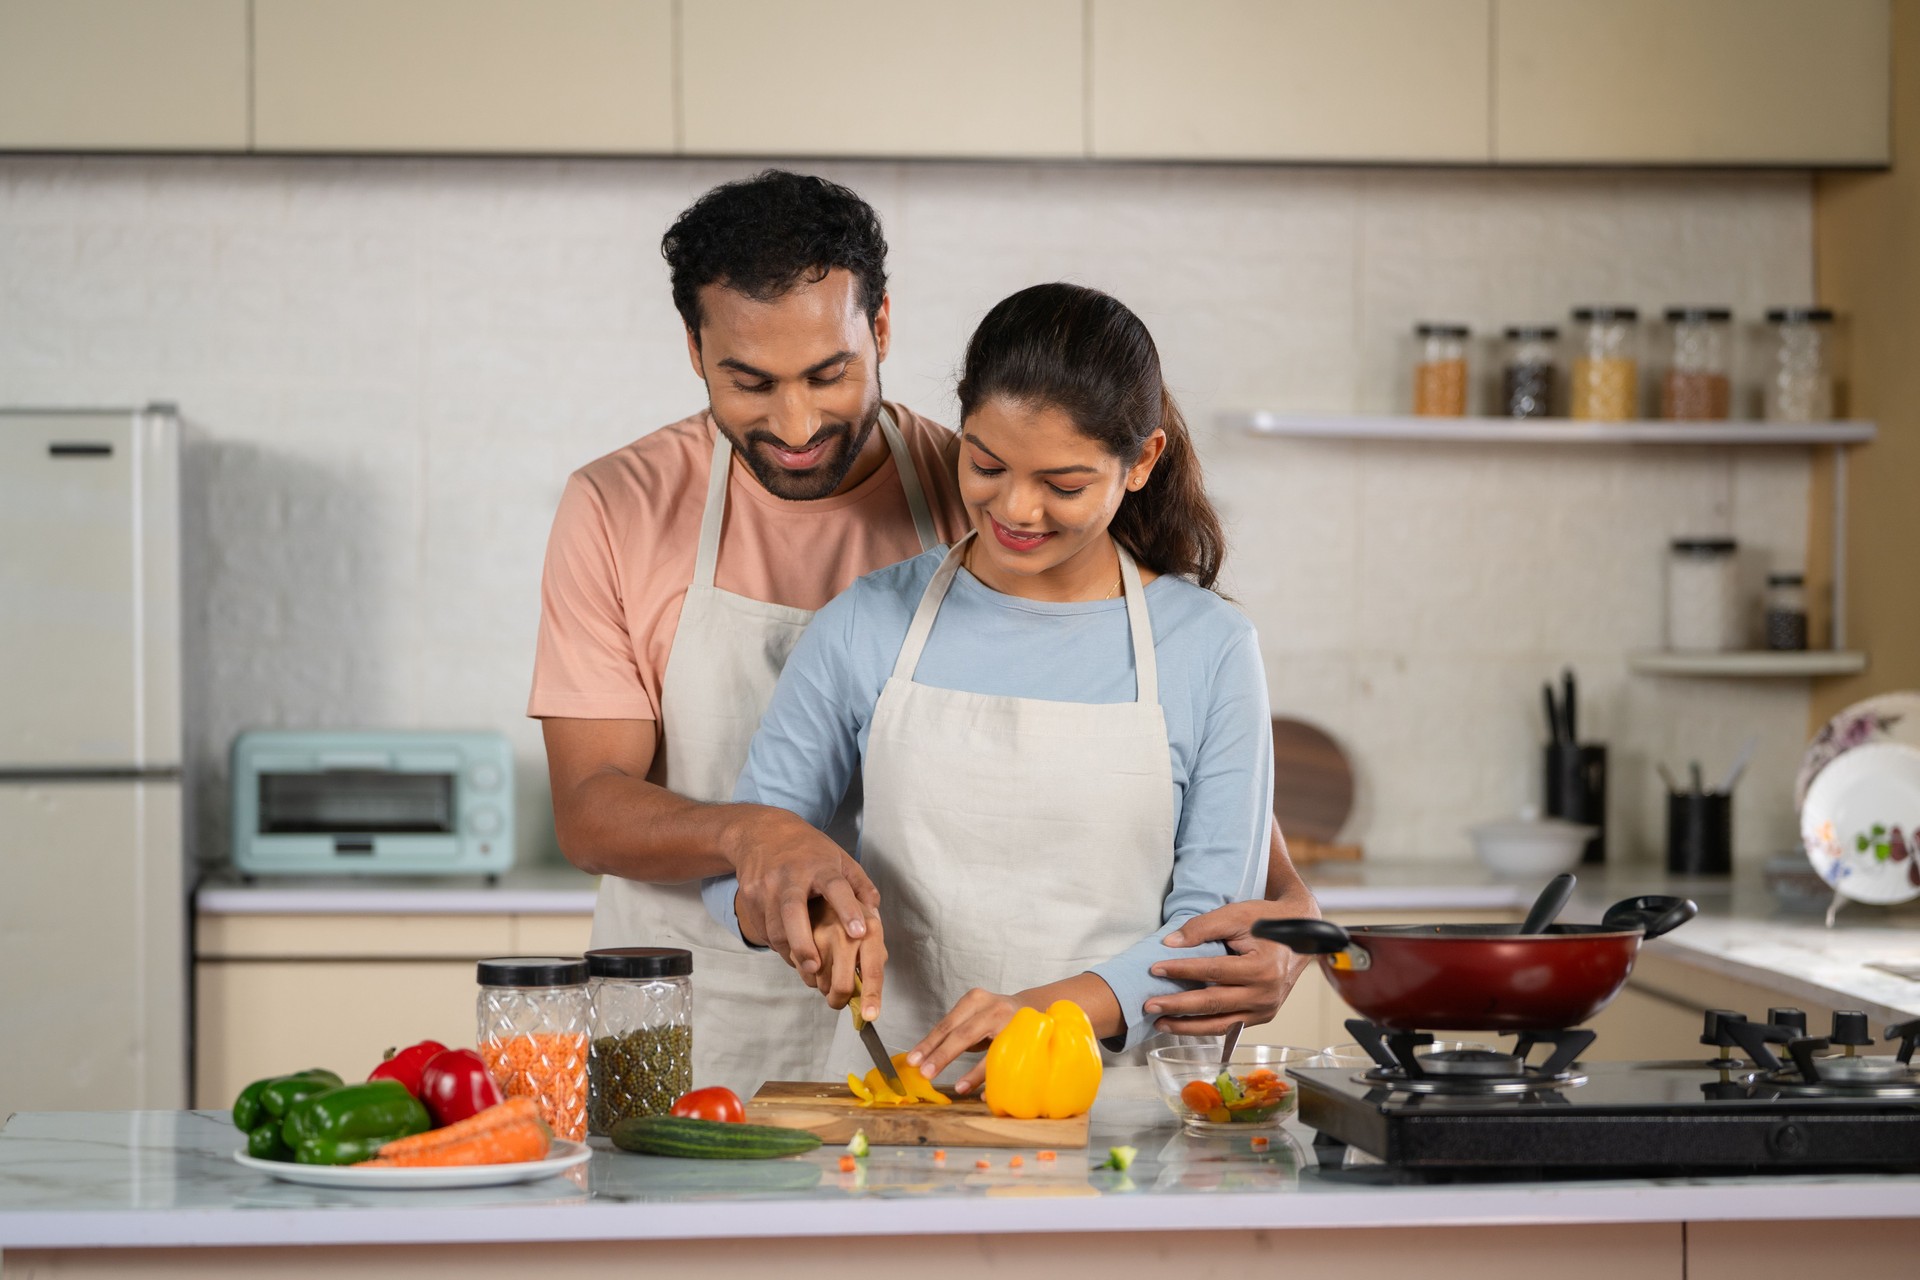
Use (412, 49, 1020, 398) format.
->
(888, 1053, 951, 1106)
(982, 1000, 1103, 1120)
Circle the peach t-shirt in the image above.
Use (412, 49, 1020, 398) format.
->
(527, 402, 969, 722)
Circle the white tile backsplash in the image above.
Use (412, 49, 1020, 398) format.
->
(0, 156, 1817, 874)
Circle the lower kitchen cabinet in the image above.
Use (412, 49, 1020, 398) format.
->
(192, 912, 593, 1108)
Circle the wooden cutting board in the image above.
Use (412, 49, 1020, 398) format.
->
(1271, 715, 1356, 845)
(746, 1081, 1090, 1148)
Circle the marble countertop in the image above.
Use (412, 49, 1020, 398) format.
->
(4, 1067, 1918, 1250)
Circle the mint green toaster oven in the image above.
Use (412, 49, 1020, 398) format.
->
(231, 730, 513, 876)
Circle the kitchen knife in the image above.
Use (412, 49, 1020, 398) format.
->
(850, 974, 905, 1091)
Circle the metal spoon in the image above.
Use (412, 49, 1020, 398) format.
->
(1219, 1021, 1244, 1066)
(1520, 873, 1578, 936)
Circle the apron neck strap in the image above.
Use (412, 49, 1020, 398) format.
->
(877, 406, 939, 554)
(891, 531, 1160, 706)
(694, 405, 938, 590)
(693, 428, 734, 589)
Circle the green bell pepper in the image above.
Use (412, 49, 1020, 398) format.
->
(281, 1079, 431, 1165)
(246, 1121, 294, 1162)
(231, 1069, 342, 1131)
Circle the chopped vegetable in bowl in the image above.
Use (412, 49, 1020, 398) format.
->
(1148, 1044, 1316, 1130)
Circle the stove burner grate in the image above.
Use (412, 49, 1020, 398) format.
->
(1344, 1020, 1594, 1095)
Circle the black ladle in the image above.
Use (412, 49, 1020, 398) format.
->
(1520, 873, 1578, 935)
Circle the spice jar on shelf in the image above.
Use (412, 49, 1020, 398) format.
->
(1764, 572, 1810, 652)
(1666, 538, 1742, 652)
(1570, 306, 1640, 421)
(1763, 307, 1836, 422)
(476, 956, 590, 1142)
(1412, 322, 1470, 416)
(586, 946, 693, 1136)
(1660, 307, 1733, 420)
(1501, 326, 1558, 418)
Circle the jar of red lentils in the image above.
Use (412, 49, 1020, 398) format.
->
(476, 956, 590, 1142)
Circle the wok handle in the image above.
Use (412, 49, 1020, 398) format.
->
(1252, 918, 1351, 954)
(1601, 895, 1699, 940)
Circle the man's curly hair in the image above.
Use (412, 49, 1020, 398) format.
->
(662, 170, 889, 343)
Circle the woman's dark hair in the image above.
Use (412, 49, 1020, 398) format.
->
(662, 169, 888, 343)
(956, 283, 1227, 591)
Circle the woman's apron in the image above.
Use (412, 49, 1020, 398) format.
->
(826, 532, 1176, 1080)
(590, 408, 937, 1099)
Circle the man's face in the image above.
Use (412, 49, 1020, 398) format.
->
(687, 268, 889, 501)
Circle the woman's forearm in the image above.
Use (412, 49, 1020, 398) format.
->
(1017, 973, 1124, 1040)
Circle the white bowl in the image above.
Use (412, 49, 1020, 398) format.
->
(1467, 812, 1596, 879)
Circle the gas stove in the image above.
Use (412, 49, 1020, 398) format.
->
(1290, 1010, 1920, 1176)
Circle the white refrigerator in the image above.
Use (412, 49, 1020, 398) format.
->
(1, 406, 187, 1115)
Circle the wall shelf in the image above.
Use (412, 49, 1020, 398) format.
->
(1228, 411, 1874, 671)
(1628, 651, 1869, 678)
(1228, 413, 1877, 446)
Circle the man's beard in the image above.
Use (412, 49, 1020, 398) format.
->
(714, 380, 883, 501)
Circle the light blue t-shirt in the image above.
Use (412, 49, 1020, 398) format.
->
(702, 546, 1273, 1050)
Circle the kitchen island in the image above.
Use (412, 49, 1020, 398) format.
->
(3, 1066, 1917, 1279)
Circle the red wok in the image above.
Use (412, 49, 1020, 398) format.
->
(1252, 895, 1697, 1031)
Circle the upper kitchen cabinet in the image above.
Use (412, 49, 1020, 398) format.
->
(252, 0, 674, 154)
(681, 0, 1083, 158)
(1090, 0, 1492, 162)
(0, 0, 248, 150)
(1494, 0, 1891, 166)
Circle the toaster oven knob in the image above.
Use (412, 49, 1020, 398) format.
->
(471, 763, 505, 792)
(470, 807, 503, 837)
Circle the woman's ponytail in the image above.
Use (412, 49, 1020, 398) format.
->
(956, 282, 1229, 590)
(1108, 386, 1225, 590)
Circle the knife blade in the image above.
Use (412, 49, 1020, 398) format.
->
(850, 973, 905, 1091)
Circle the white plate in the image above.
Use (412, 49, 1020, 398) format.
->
(234, 1140, 591, 1189)
(1800, 741, 1920, 906)
(1795, 691, 1920, 809)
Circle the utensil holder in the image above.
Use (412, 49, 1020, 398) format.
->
(1666, 791, 1732, 876)
(1544, 742, 1608, 865)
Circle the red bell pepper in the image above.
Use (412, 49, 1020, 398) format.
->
(368, 1039, 447, 1097)
(418, 1048, 503, 1127)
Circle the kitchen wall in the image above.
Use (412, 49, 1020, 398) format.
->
(0, 157, 1816, 871)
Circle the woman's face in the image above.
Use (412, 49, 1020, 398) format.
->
(959, 396, 1164, 595)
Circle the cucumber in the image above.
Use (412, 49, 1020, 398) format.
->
(609, 1116, 822, 1159)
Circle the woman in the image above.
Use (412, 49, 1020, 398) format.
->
(704, 282, 1273, 1093)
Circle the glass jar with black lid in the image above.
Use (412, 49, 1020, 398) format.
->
(475, 956, 590, 1141)
(1660, 307, 1733, 420)
(1501, 325, 1558, 418)
(1570, 305, 1640, 420)
(586, 946, 693, 1135)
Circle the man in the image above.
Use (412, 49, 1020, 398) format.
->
(530, 170, 1316, 1097)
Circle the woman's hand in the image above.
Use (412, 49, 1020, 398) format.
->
(905, 988, 1023, 1096)
(1143, 900, 1311, 1035)
(802, 896, 887, 1022)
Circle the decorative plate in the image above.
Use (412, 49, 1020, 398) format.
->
(1800, 742, 1920, 906)
(234, 1140, 591, 1190)
(1795, 691, 1920, 810)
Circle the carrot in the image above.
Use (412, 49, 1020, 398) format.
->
(837, 1155, 857, 1172)
(359, 1097, 551, 1168)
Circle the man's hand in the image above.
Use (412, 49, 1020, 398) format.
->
(1143, 900, 1309, 1035)
(725, 806, 881, 980)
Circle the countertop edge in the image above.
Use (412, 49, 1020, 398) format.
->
(7, 1179, 1920, 1249)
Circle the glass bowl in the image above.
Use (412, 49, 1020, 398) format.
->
(1146, 1044, 1315, 1130)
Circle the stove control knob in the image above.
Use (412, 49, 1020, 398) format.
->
(1767, 1122, 1810, 1160)
(1700, 1009, 1746, 1047)
(1768, 1007, 1807, 1036)
(1831, 1010, 1873, 1046)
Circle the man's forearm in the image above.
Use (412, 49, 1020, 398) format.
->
(552, 768, 781, 883)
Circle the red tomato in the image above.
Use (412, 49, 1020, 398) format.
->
(417, 1048, 504, 1127)
(669, 1086, 744, 1123)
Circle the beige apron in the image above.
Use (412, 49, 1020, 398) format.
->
(591, 408, 937, 1099)
(827, 532, 1176, 1080)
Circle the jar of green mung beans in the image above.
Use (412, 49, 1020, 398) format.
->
(585, 946, 692, 1135)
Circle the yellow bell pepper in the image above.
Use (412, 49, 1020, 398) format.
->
(982, 1000, 1103, 1120)
(846, 1055, 951, 1108)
